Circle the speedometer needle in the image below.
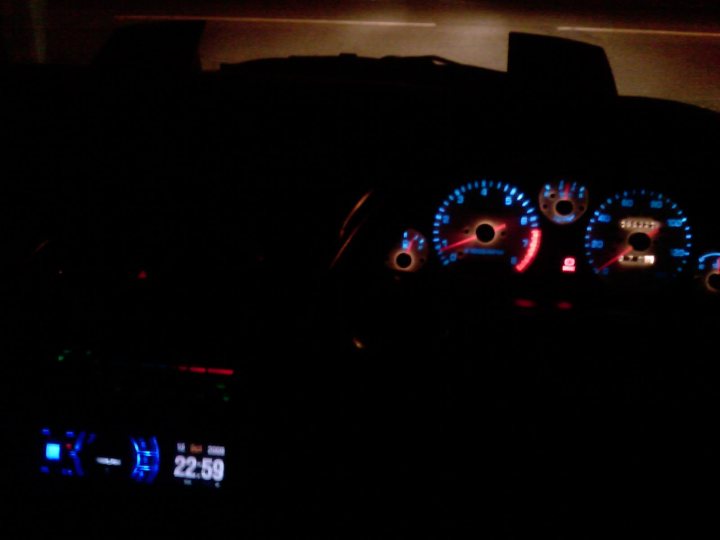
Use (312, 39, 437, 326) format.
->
(596, 227, 660, 271)
(597, 246, 633, 272)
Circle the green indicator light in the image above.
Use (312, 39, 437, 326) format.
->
(57, 355, 65, 362)
(222, 395, 231, 403)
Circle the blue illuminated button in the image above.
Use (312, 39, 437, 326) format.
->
(45, 443, 61, 461)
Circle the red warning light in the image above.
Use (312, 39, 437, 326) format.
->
(137, 270, 148, 280)
(207, 368, 234, 376)
(177, 365, 234, 376)
(562, 257, 577, 273)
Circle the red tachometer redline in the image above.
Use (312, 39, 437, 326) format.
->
(514, 228, 542, 273)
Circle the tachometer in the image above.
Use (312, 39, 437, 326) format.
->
(584, 189, 692, 277)
(432, 180, 542, 272)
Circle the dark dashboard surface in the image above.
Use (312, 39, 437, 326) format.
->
(1, 29, 719, 537)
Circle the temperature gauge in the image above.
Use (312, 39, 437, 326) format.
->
(387, 229, 428, 272)
(697, 252, 720, 293)
(539, 180, 589, 225)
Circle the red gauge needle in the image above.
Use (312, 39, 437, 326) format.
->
(405, 237, 415, 252)
(596, 227, 660, 271)
(597, 246, 633, 272)
(563, 184, 571, 199)
(441, 223, 507, 253)
(716, 258, 720, 272)
(440, 236, 477, 253)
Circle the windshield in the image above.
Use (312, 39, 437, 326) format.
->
(3, 0, 719, 110)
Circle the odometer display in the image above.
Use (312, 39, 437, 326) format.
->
(432, 180, 541, 272)
(585, 189, 692, 277)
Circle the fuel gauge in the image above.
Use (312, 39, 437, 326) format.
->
(539, 180, 589, 225)
(387, 229, 428, 272)
(697, 252, 720, 293)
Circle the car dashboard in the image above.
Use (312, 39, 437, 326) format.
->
(1, 28, 719, 537)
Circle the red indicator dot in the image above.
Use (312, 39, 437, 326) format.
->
(514, 298, 536, 309)
(65, 443, 73, 450)
(137, 270, 148, 280)
(557, 301, 573, 310)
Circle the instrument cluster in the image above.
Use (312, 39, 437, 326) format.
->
(383, 178, 718, 296)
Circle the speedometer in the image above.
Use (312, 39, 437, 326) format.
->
(584, 189, 692, 277)
(432, 180, 542, 272)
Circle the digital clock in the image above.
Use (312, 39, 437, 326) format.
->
(173, 441, 226, 487)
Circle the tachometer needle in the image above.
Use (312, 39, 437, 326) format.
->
(440, 236, 477, 253)
(440, 223, 507, 253)
(597, 227, 660, 271)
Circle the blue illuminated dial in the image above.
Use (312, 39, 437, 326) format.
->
(387, 228, 428, 272)
(432, 180, 542, 272)
(697, 252, 720, 293)
(539, 180, 589, 225)
(584, 189, 692, 277)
